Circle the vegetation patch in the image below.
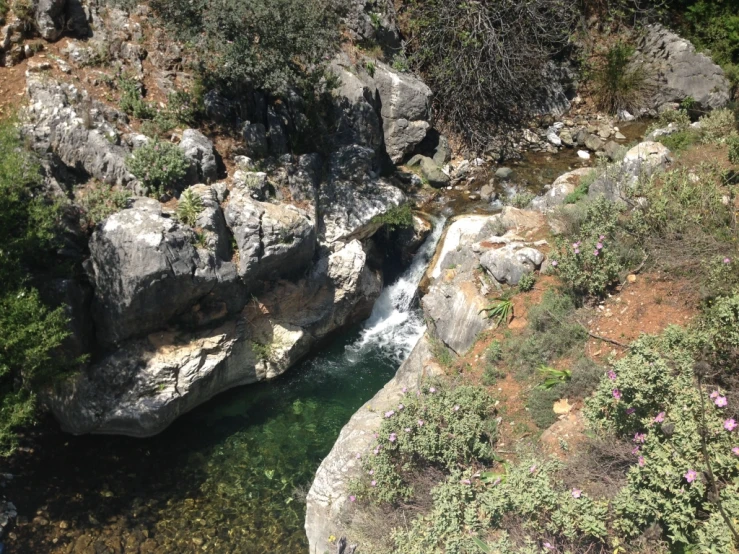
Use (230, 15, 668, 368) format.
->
(126, 139, 190, 197)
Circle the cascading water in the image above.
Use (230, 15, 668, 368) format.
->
(7, 216, 448, 554)
(346, 215, 446, 364)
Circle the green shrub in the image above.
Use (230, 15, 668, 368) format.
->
(729, 135, 739, 164)
(482, 340, 504, 385)
(0, 117, 74, 455)
(372, 203, 413, 231)
(585, 327, 739, 550)
(700, 291, 739, 370)
(77, 184, 131, 227)
(550, 198, 628, 297)
(399, 0, 577, 150)
(509, 191, 534, 209)
(118, 77, 155, 120)
(354, 384, 496, 504)
(503, 290, 587, 376)
(429, 337, 455, 368)
(126, 139, 190, 196)
(698, 108, 737, 145)
(591, 42, 647, 113)
(657, 129, 700, 152)
(646, 108, 691, 136)
(527, 385, 563, 429)
(176, 187, 204, 227)
(390, 459, 609, 554)
(151, 0, 340, 99)
(517, 272, 536, 292)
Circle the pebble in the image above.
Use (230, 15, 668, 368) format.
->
(577, 150, 591, 160)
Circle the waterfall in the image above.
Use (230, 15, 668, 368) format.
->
(345, 215, 446, 365)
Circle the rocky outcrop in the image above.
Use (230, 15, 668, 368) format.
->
(88, 199, 244, 346)
(49, 239, 382, 436)
(333, 55, 433, 164)
(305, 335, 441, 553)
(531, 167, 594, 212)
(179, 129, 218, 185)
(34, 0, 66, 41)
(636, 24, 731, 110)
(588, 141, 672, 203)
(224, 186, 316, 281)
(24, 75, 137, 189)
(423, 210, 546, 354)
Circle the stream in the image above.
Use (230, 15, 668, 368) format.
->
(5, 218, 445, 554)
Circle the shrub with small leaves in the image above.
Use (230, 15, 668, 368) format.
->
(118, 77, 155, 120)
(698, 108, 737, 145)
(354, 384, 496, 504)
(517, 272, 535, 292)
(728, 134, 739, 164)
(126, 139, 189, 196)
(77, 184, 131, 227)
(176, 188, 204, 227)
(550, 199, 626, 297)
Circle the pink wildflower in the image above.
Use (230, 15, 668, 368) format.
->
(398, 404, 404, 410)
(429, 387, 437, 393)
(632, 446, 640, 455)
(388, 433, 397, 442)
(684, 469, 697, 483)
(543, 542, 554, 550)
(551, 260, 558, 267)
(404, 427, 411, 432)
(596, 242, 603, 249)
(711, 391, 720, 399)
(402, 387, 407, 394)
(634, 432, 646, 443)
(724, 258, 731, 264)
(349, 495, 356, 502)
(626, 407, 636, 415)
(575, 248, 580, 254)
(384, 410, 395, 418)
(453, 405, 460, 412)
(599, 235, 605, 240)
(370, 480, 377, 487)
(572, 489, 582, 498)
(373, 446, 380, 455)
(732, 447, 739, 456)
(461, 479, 471, 485)
(638, 456, 645, 467)
(715, 396, 728, 408)
(368, 470, 374, 475)
(356, 453, 361, 459)
(529, 464, 537, 473)
(654, 412, 665, 423)
(417, 419, 424, 426)
(612, 389, 621, 400)
(724, 419, 737, 431)
(608, 370, 617, 380)
(593, 249, 600, 256)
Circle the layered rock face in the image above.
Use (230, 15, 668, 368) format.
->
(636, 24, 731, 110)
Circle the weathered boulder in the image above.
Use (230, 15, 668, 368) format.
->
(49, 239, 382, 437)
(589, 141, 672, 203)
(531, 167, 594, 212)
(242, 122, 269, 158)
(636, 24, 731, 110)
(24, 76, 137, 188)
(479, 245, 545, 285)
(187, 184, 231, 260)
(305, 335, 440, 553)
(179, 129, 218, 185)
(223, 187, 316, 282)
(89, 201, 244, 345)
(34, 0, 66, 40)
(419, 156, 450, 188)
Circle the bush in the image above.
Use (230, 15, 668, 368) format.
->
(176, 187, 204, 227)
(150, 0, 340, 99)
(657, 129, 700, 152)
(399, 0, 577, 150)
(509, 192, 535, 209)
(550, 198, 629, 297)
(591, 42, 647, 113)
(698, 108, 737, 145)
(482, 341, 505, 385)
(0, 117, 74, 455)
(126, 139, 190, 196)
(729, 135, 739, 164)
(77, 184, 131, 227)
(354, 384, 497, 504)
(390, 459, 609, 554)
(517, 272, 536, 292)
(564, 170, 598, 205)
(372, 204, 413, 231)
(503, 290, 587, 376)
(585, 327, 739, 550)
(118, 77, 155, 120)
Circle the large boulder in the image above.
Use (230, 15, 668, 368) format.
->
(24, 76, 137, 188)
(223, 187, 316, 282)
(636, 25, 731, 110)
(305, 335, 441, 553)
(48, 239, 382, 437)
(479, 245, 545, 285)
(89, 200, 244, 345)
(34, 0, 66, 41)
(531, 167, 594, 212)
(179, 129, 218, 185)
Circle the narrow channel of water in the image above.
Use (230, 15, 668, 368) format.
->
(7, 218, 445, 554)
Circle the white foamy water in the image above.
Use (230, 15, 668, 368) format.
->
(345, 215, 446, 365)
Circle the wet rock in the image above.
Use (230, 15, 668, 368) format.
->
(305, 335, 440, 554)
(495, 167, 513, 180)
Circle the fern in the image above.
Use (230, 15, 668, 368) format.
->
(176, 188, 204, 227)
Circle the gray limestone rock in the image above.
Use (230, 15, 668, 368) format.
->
(34, 0, 66, 40)
(419, 156, 450, 188)
(636, 24, 730, 110)
(179, 129, 218, 185)
(479, 245, 544, 285)
(531, 167, 594, 212)
(242, 122, 269, 159)
(223, 188, 316, 282)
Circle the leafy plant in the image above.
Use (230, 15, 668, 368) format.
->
(729, 134, 739, 164)
(372, 204, 413, 231)
(509, 192, 534, 209)
(126, 139, 190, 196)
(250, 341, 274, 362)
(482, 298, 513, 327)
(176, 187, 204, 227)
(353, 384, 497, 504)
(517, 272, 535, 292)
(698, 108, 737, 145)
(118, 77, 155, 120)
(537, 365, 572, 389)
(564, 170, 598, 204)
(77, 184, 131, 227)
(591, 42, 647, 113)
